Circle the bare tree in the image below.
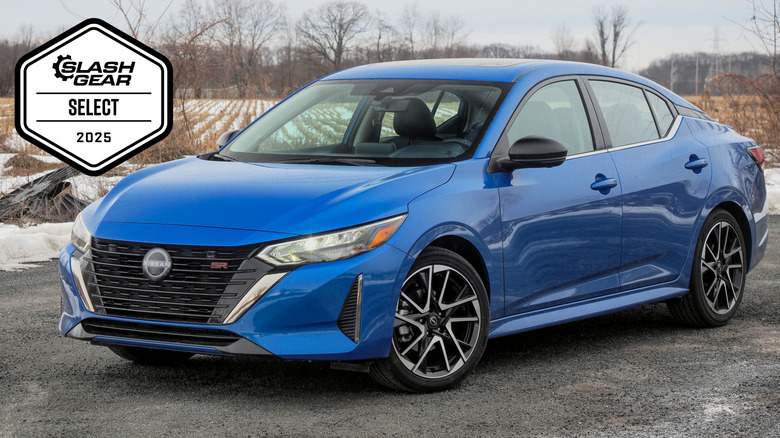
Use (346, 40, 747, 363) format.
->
(404, 9, 468, 58)
(0, 26, 39, 97)
(296, 1, 371, 71)
(439, 14, 467, 58)
(744, 0, 780, 74)
(399, 3, 421, 59)
(108, 0, 174, 41)
(400, 3, 465, 59)
(213, 0, 286, 96)
(739, 1, 780, 151)
(551, 24, 576, 60)
(591, 5, 637, 67)
(372, 10, 401, 62)
(480, 43, 541, 59)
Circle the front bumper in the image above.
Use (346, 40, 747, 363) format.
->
(59, 238, 410, 361)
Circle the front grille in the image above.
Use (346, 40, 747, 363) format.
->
(84, 238, 270, 324)
(82, 318, 241, 346)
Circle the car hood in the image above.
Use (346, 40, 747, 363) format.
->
(93, 157, 455, 235)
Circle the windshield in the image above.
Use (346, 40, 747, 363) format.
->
(222, 80, 509, 166)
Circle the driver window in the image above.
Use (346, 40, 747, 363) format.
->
(507, 80, 594, 156)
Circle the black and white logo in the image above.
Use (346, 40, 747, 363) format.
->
(15, 18, 172, 176)
(142, 248, 172, 282)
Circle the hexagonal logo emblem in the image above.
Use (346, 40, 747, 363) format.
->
(15, 18, 172, 176)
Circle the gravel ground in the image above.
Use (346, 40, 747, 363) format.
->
(1, 218, 778, 438)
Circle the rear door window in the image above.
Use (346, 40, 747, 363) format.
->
(589, 80, 659, 147)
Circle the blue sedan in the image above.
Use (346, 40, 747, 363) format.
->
(59, 59, 768, 392)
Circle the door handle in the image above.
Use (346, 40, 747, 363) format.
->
(685, 157, 709, 170)
(590, 178, 618, 191)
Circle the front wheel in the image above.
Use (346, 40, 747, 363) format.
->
(370, 247, 490, 392)
(668, 209, 747, 327)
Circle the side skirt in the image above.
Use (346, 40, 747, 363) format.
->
(489, 285, 689, 338)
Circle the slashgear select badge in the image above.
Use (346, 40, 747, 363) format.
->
(15, 18, 172, 176)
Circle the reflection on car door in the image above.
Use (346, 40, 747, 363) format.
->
(587, 80, 712, 290)
(492, 79, 623, 316)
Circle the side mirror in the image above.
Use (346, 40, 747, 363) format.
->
(500, 136, 568, 170)
(216, 129, 241, 148)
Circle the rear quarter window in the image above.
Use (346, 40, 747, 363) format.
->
(646, 92, 674, 136)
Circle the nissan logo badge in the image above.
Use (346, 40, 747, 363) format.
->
(142, 247, 172, 281)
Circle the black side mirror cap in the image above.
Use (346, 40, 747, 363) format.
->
(499, 136, 568, 170)
(216, 129, 242, 148)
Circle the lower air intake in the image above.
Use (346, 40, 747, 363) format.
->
(81, 318, 241, 347)
(337, 274, 363, 343)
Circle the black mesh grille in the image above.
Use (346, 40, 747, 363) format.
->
(337, 275, 362, 343)
(84, 238, 269, 324)
(81, 318, 241, 347)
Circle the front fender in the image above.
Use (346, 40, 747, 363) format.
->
(388, 159, 504, 319)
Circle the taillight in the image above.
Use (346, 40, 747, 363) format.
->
(747, 145, 765, 172)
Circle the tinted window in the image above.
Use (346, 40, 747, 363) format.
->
(646, 92, 674, 136)
(507, 80, 594, 155)
(225, 80, 507, 165)
(589, 81, 658, 147)
(260, 86, 362, 149)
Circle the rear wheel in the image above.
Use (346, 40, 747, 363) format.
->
(108, 345, 194, 366)
(370, 247, 489, 392)
(668, 209, 747, 327)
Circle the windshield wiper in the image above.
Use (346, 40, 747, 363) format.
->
(209, 152, 237, 162)
(278, 157, 378, 166)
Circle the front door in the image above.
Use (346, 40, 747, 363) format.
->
(492, 79, 623, 315)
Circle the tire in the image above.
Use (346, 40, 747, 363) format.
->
(108, 345, 194, 366)
(370, 247, 490, 392)
(668, 209, 747, 327)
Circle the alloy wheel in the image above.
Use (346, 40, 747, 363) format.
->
(699, 221, 744, 315)
(393, 264, 482, 379)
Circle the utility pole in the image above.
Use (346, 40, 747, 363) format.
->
(712, 26, 720, 76)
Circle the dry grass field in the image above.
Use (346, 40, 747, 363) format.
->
(0, 97, 273, 175)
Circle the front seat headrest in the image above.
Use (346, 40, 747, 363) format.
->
(393, 98, 437, 139)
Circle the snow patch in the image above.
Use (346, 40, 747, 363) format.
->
(764, 168, 780, 213)
(0, 222, 71, 270)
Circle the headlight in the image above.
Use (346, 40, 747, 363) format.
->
(257, 215, 406, 266)
(71, 213, 92, 253)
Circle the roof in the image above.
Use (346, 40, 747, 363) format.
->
(325, 58, 544, 82)
(325, 58, 695, 109)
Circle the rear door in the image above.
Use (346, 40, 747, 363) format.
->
(491, 78, 623, 315)
(585, 79, 712, 290)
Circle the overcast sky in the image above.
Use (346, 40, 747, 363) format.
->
(0, 0, 761, 72)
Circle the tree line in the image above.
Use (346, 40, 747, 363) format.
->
(0, 0, 643, 98)
(0, 0, 776, 100)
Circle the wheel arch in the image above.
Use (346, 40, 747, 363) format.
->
(701, 187, 755, 269)
(713, 201, 752, 267)
(427, 235, 491, 299)
(397, 222, 502, 318)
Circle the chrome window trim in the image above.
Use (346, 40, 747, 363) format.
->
(608, 115, 682, 151)
(564, 115, 683, 161)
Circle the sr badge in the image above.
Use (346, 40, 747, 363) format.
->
(15, 18, 172, 176)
